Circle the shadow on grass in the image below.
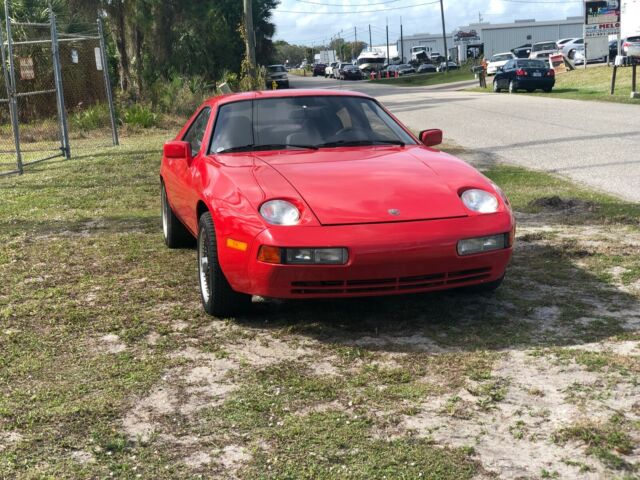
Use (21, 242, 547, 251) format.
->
(232, 237, 638, 353)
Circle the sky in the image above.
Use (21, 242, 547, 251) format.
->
(271, 0, 583, 46)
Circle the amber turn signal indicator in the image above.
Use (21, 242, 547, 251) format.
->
(257, 245, 282, 264)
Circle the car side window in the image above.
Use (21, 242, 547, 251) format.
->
(183, 107, 211, 156)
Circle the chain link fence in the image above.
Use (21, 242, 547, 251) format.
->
(1, 1, 118, 176)
(0, 44, 16, 172)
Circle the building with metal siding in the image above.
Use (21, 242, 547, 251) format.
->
(398, 17, 584, 61)
(476, 17, 584, 57)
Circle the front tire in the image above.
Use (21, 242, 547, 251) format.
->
(493, 80, 501, 93)
(509, 80, 518, 93)
(197, 212, 251, 317)
(161, 182, 193, 248)
(543, 87, 552, 93)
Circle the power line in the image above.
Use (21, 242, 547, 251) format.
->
(292, 0, 401, 5)
(276, 0, 440, 14)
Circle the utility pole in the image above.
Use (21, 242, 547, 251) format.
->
(243, 0, 256, 74)
(386, 19, 390, 68)
(400, 19, 404, 63)
(439, 0, 448, 72)
(479, 12, 483, 23)
(354, 26, 357, 62)
(369, 24, 372, 51)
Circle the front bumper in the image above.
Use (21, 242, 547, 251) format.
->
(229, 214, 514, 299)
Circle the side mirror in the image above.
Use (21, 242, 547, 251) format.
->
(419, 129, 443, 147)
(164, 141, 192, 163)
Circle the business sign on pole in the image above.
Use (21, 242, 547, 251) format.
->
(621, 0, 640, 38)
(584, 0, 621, 37)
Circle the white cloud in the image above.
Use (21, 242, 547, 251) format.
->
(273, 0, 581, 45)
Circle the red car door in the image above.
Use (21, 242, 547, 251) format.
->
(168, 107, 212, 233)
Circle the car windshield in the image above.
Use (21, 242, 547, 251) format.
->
(532, 42, 557, 52)
(209, 96, 417, 154)
(268, 66, 286, 73)
(516, 60, 547, 68)
(492, 54, 512, 62)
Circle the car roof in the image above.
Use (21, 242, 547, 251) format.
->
(205, 89, 372, 108)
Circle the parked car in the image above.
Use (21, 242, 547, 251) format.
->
(622, 36, 640, 56)
(486, 52, 516, 75)
(325, 62, 338, 78)
(160, 90, 515, 316)
(339, 64, 363, 80)
(556, 37, 577, 51)
(416, 63, 437, 73)
(396, 64, 416, 76)
(265, 65, 289, 89)
(561, 38, 584, 59)
(529, 41, 559, 60)
(493, 58, 555, 93)
(313, 63, 327, 77)
(430, 52, 444, 63)
(511, 44, 532, 58)
(437, 61, 459, 72)
(380, 64, 399, 76)
(332, 62, 351, 79)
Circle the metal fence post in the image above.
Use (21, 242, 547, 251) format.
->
(97, 17, 119, 146)
(50, 8, 71, 159)
(3, 0, 23, 174)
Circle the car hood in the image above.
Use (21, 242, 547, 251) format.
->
(254, 147, 470, 226)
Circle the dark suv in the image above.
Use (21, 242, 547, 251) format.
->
(313, 63, 327, 77)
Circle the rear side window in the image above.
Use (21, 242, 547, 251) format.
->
(183, 107, 211, 156)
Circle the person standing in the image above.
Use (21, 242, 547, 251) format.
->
(479, 56, 488, 88)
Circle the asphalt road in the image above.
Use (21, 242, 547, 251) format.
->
(291, 74, 640, 203)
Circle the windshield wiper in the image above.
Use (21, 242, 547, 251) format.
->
(215, 143, 318, 154)
(316, 139, 405, 148)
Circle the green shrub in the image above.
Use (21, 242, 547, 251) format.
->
(70, 104, 113, 132)
(122, 104, 158, 128)
(149, 75, 216, 117)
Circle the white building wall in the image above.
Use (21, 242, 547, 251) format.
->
(481, 23, 583, 57)
(399, 19, 584, 61)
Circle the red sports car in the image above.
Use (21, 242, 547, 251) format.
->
(160, 90, 515, 316)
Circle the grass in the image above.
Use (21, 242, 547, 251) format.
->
(372, 69, 474, 87)
(0, 134, 639, 477)
(553, 414, 637, 471)
(471, 65, 640, 104)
